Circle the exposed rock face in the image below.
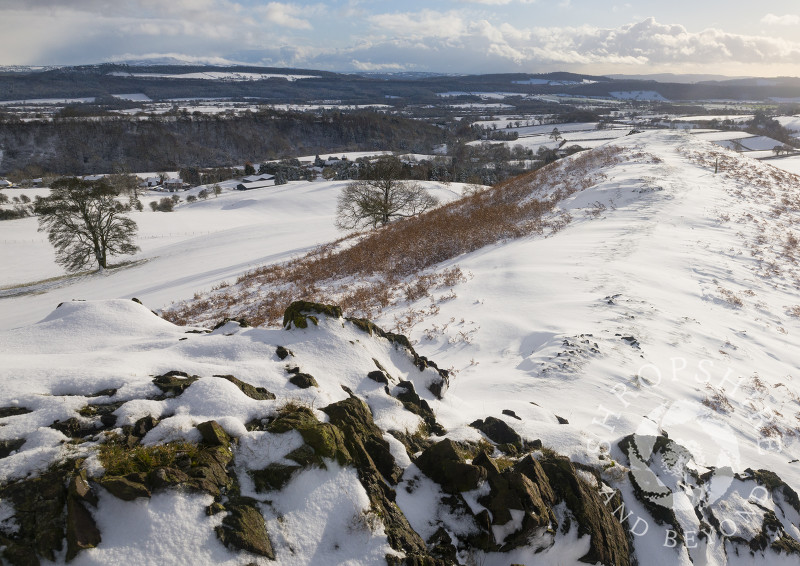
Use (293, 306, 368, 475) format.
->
(415, 439, 487, 494)
(346, 316, 450, 399)
(619, 433, 800, 561)
(215, 498, 274, 559)
(9, 300, 794, 565)
(537, 455, 630, 566)
(0, 471, 68, 565)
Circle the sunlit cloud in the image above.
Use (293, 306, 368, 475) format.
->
(761, 13, 800, 26)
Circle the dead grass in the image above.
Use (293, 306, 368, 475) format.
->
(163, 146, 628, 328)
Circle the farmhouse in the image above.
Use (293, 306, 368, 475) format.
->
(236, 180, 274, 191)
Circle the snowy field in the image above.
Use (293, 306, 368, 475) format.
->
(0, 180, 467, 329)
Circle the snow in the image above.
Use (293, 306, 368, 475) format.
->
(261, 463, 396, 565)
(3, 129, 800, 563)
(69, 491, 238, 566)
(108, 71, 320, 81)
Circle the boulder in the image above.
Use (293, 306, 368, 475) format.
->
(415, 439, 487, 494)
(469, 417, 523, 452)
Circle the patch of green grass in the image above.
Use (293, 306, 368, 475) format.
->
(98, 438, 198, 476)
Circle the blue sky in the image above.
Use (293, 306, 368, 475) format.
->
(2, 1, 800, 76)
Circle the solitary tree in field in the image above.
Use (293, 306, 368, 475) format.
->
(35, 178, 139, 272)
(335, 157, 439, 230)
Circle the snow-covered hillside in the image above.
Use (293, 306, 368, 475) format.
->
(2, 131, 800, 565)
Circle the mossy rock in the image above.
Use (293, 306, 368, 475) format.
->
(322, 397, 400, 482)
(214, 374, 276, 401)
(66, 496, 101, 561)
(283, 301, 342, 329)
(196, 420, 232, 447)
(266, 404, 351, 467)
(215, 498, 274, 559)
(415, 439, 487, 494)
(146, 467, 191, 490)
(267, 405, 318, 433)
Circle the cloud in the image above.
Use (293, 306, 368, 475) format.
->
(254, 2, 313, 30)
(761, 13, 800, 26)
(456, 0, 535, 4)
(369, 10, 467, 41)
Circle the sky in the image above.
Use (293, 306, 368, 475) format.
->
(2, 1, 800, 77)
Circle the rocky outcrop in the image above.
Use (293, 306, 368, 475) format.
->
(619, 433, 800, 561)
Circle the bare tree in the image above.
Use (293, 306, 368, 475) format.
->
(35, 178, 139, 272)
(335, 157, 438, 230)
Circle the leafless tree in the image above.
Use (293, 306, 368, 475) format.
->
(35, 178, 139, 271)
(335, 157, 438, 230)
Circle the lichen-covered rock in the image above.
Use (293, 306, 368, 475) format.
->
(283, 301, 342, 329)
(322, 397, 402, 484)
(415, 439, 487, 494)
(147, 467, 191, 490)
(215, 498, 275, 559)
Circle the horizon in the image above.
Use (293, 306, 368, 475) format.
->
(2, 1, 800, 77)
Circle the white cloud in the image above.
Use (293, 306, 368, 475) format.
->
(761, 13, 800, 26)
(254, 2, 313, 30)
(369, 10, 467, 41)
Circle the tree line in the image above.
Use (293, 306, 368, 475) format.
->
(0, 109, 450, 177)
